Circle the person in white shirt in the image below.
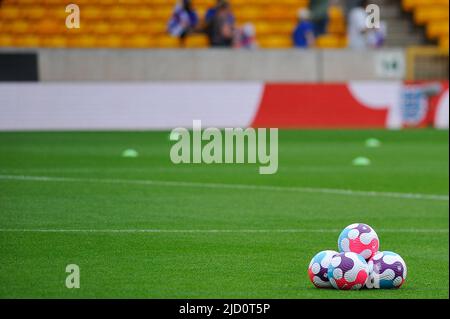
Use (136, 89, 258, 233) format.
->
(347, 0, 369, 50)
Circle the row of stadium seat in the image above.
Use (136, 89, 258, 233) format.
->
(0, 0, 346, 49)
(0, 20, 300, 36)
(0, 33, 208, 48)
(0, 34, 349, 49)
(402, 0, 449, 51)
(0, 5, 307, 20)
(4, 0, 305, 5)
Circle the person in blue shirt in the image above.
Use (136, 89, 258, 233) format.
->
(168, 0, 199, 46)
(293, 9, 315, 48)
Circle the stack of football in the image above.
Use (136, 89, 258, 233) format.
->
(308, 223, 407, 290)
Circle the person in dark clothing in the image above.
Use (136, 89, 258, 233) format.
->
(309, 0, 329, 37)
(204, 0, 235, 47)
(204, 0, 235, 26)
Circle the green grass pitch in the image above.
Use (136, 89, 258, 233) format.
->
(0, 130, 448, 298)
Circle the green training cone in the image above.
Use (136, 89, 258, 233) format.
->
(365, 138, 381, 148)
(122, 149, 139, 158)
(352, 156, 371, 166)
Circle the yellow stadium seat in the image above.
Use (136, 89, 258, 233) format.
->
(91, 22, 112, 35)
(235, 8, 261, 20)
(148, 0, 176, 5)
(131, 0, 158, 6)
(97, 0, 117, 5)
(108, 6, 129, 19)
(259, 36, 292, 48)
(316, 34, 344, 49)
(185, 34, 209, 48)
(36, 19, 65, 35)
(10, 20, 31, 34)
(43, 0, 62, 3)
(147, 23, 167, 35)
(414, 5, 449, 25)
(0, 6, 20, 19)
(67, 35, 97, 48)
(328, 23, 346, 35)
(403, 0, 449, 11)
(152, 7, 173, 20)
(157, 35, 180, 48)
(14, 35, 41, 47)
(402, 0, 415, 11)
(283, 0, 308, 5)
(133, 7, 154, 20)
(440, 36, 449, 52)
(255, 22, 293, 36)
(122, 35, 157, 48)
(264, 7, 295, 20)
(82, 6, 103, 20)
(96, 35, 123, 48)
(0, 34, 14, 47)
(23, 6, 46, 19)
(329, 5, 345, 20)
(328, 5, 346, 35)
(63, 26, 84, 36)
(427, 20, 449, 39)
(111, 21, 140, 34)
(46, 7, 68, 20)
(41, 35, 68, 48)
(9, 0, 40, 4)
(52, 0, 91, 4)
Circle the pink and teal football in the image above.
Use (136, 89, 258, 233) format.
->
(366, 251, 407, 289)
(307, 250, 338, 288)
(338, 223, 379, 260)
(327, 252, 369, 290)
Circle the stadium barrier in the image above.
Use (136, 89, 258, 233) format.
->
(0, 81, 447, 130)
(0, 49, 409, 82)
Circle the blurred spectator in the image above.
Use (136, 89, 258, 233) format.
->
(168, 0, 199, 46)
(293, 8, 315, 48)
(347, 0, 369, 49)
(309, 0, 329, 36)
(234, 23, 258, 49)
(204, 1, 235, 47)
(205, 0, 235, 26)
(367, 21, 387, 48)
(346, 0, 387, 49)
(345, 0, 362, 17)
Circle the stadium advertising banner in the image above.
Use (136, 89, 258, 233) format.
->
(253, 81, 449, 129)
(0, 81, 448, 130)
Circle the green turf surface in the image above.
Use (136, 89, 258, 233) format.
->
(0, 130, 448, 298)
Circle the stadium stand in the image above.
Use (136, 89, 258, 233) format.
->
(0, 0, 447, 50)
(402, 0, 449, 51)
(0, 0, 345, 48)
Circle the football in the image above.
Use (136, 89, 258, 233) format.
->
(308, 250, 338, 288)
(338, 223, 379, 260)
(366, 251, 407, 289)
(327, 252, 369, 290)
